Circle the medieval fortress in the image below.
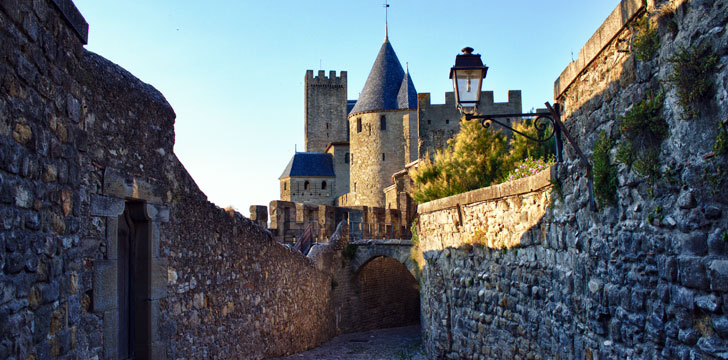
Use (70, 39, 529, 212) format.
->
(3, 0, 728, 359)
(278, 34, 522, 209)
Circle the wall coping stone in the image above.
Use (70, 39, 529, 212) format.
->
(417, 165, 555, 214)
(553, 0, 644, 100)
(50, 0, 89, 44)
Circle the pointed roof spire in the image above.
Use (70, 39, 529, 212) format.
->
(384, 1, 390, 41)
(397, 64, 417, 110)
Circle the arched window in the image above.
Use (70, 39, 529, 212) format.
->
(322, 181, 327, 190)
(304, 181, 310, 190)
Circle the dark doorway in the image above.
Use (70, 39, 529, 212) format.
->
(117, 202, 151, 359)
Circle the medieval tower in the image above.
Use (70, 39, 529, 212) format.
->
(304, 70, 348, 152)
(347, 34, 417, 207)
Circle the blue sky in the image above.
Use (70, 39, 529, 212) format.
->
(72, 0, 618, 213)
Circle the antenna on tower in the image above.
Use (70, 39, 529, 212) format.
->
(383, 1, 390, 40)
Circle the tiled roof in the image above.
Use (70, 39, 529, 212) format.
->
(349, 39, 410, 115)
(279, 152, 335, 179)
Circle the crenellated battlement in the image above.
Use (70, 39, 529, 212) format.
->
(417, 90, 521, 108)
(305, 69, 347, 88)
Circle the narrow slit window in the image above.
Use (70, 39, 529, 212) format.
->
(380, 115, 386, 130)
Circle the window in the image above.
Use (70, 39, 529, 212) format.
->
(356, 118, 362, 133)
(322, 181, 327, 190)
(304, 181, 310, 190)
(428, 119, 431, 124)
(382, 153, 386, 161)
(446, 119, 450, 124)
(354, 182, 357, 192)
(326, 123, 329, 129)
(283, 182, 286, 190)
(345, 153, 350, 164)
(380, 115, 386, 130)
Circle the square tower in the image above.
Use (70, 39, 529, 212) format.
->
(305, 70, 348, 152)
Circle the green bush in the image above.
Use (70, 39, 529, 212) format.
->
(667, 44, 719, 119)
(411, 118, 555, 203)
(633, 16, 659, 61)
(411, 119, 509, 203)
(617, 91, 667, 186)
(593, 130, 618, 208)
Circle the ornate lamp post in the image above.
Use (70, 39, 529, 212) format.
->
(451, 47, 597, 210)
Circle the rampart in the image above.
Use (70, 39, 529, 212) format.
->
(416, 0, 728, 358)
(0, 1, 336, 358)
(260, 201, 409, 244)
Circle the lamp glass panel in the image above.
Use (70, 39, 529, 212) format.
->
(454, 69, 482, 105)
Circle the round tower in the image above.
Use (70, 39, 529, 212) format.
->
(348, 37, 417, 207)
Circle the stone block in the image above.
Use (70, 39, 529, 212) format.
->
(144, 203, 169, 223)
(709, 261, 728, 292)
(150, 258, 168, 300)
(682, 233, 708, 256)
(102, 310, 119, 360)
(92, 260, 118, 313)
(678, 257, 709, 290)
(89, 194, 124, 217)
(105, 217, 118, 260)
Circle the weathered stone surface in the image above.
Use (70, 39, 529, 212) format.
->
(415, 1, 728, 358)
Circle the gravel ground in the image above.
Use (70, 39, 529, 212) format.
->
(272, 325, 426, 360)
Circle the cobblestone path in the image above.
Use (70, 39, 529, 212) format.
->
(273, 325, 426, 360)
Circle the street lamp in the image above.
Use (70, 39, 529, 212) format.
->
(449, 47, 488, 113)
(451, 47, 597, 210)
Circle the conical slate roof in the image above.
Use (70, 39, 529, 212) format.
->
(396, 68, 417, 110)
(349, 39, 409, 115)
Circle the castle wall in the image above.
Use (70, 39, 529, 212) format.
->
(280, 176, 335, 206)
(416, 0, 728, 358)
(417, 91, 522, 159)
(325, 142, 350, 200)
(348, 110, 415, 207)
(305, 70, 348, 153)
(0, 2, 337, 358)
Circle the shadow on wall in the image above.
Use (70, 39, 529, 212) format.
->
(414, 0, 728, 358)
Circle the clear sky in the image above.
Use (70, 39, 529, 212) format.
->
(72, 0, 618, 214)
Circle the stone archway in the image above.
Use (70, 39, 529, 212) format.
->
(350, 241, 418, 278)
(352, 255, 420, 331)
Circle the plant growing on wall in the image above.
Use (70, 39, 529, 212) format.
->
(411, 119, 555, 203)
(667, 43, 719, 119)
(616, 91, 667, 189)
(633, 16, 659, 61)
(593, 130, 618, 208)
(411, 119, 509, 203)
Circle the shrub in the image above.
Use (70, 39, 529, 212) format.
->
(411, 119, 509, 203)
(411, 117, 555, 204)
(593, 130, 617, 208)
(617, 91, 667, 186)
(633, 16, 659, 61)
(667, 44, 719, 119)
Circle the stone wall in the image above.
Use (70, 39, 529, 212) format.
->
(304, 70, 348, 153)
(1, 1, 338, 359)
(280, 176, 336, 206)
(416, 0, 728, 358)
(325, 142, 350, 200)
